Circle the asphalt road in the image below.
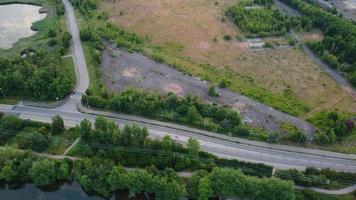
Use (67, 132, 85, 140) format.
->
(3, 0, 356, 176)
(2, 104, 356, 172)
(55, 0, 89, 113)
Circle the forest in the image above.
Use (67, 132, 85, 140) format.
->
(0, 0, 74, 101)
(279, 0, 356, 87)
(0, 49, 74, 101)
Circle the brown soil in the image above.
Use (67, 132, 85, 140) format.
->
(165, 83, 183, 96)
(122, 67, 138, 77)
(100, 0, 356, 115)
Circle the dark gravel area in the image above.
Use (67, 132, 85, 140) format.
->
(100, 44, 315, 137)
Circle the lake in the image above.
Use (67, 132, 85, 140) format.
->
(0, 181, 149, 200)
(0, 4, 47, 49)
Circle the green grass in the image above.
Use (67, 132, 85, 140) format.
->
(142, 47, 308, 116)
(0, 0, 43, 6)
(62, 56, 76, 90)
(83, 43, 103, 94)
(4, 126, 79, 155)
(0, 97, 19, 105)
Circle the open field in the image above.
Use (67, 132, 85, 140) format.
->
(100, 0, 356, 116)
(100, 44, 315, 135)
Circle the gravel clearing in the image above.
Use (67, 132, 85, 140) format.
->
(100, 44, 315, 137)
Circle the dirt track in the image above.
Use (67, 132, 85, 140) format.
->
(100, 44, 315, 137)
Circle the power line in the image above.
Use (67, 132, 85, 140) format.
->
(0, 128, 355, 186)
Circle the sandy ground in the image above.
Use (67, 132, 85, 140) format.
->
(101, 44, 315, 136)
(100, 0, 356, 115)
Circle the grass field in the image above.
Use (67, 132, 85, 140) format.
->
(100, 0, 356, 117)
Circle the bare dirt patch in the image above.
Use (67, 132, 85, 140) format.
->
(298, 30, 324, 43)
(100, 0, 356, 115)
(165, 83, 183, 96)
(122, 67, 138, 77)
(101, 44, 315, 136)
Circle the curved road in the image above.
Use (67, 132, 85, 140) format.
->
(54, 0, 89, 113)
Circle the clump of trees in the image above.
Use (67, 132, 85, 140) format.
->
(75, 158, 186, 199)
(0, 114, 64, 152)
(187, 167, 295, 200)
(0, 49, 74, 101)
(0, 147, 72, 187)
(73, 117, 272, 177)
(279, 0, 356, 87)
(82, 89, 248, 136)
(226, 1, 292, 37)
(307, 111, 354, 145)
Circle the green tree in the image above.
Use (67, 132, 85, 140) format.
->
(0, 114, 23, 130)
(187, 138, 200, 156)
(51, 115, 64, 134)
(198, 176, 214, 200)
(186, 106, 201, 123)
(80, 119, 92, 141)
(208, 85, 219, 97)
(29, 159, 57, 187)
(107, 166, 130, 191)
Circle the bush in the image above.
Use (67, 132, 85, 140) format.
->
(223, 34, 232, 41)
(208, 85, 219, 97)
(218, 79, 228, 88)
(0, 114, 23, 131)
(51, 115, 64, 134)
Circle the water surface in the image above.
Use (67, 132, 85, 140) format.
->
(0, 181, 148, 200)
(0, 4, 46, 49)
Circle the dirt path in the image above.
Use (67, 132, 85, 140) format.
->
(276, 0, 356, 101)
(3, 146, 356, 195)
(62, 137, 80, 156)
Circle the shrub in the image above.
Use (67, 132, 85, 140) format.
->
(208, 85, 219, 97)
(0, 114, 23, 131)
(51, 115, 64, 134)
(223, 34, 232, 41)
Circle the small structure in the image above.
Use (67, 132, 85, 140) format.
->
(246, 38, 265, 48)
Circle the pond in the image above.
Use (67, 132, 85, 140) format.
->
(0, 4, 47, 49)
(0, 181, 150, 200)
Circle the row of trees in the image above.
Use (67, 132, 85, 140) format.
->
(276, 167, 356, 188)
(82, 89, 250, 137)
(73, 116, 272, 176)
(0, 146, 297, 200)
(1, 114, 355, 199)
(279, 0, 356, 87)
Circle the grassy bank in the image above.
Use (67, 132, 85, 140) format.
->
(0, 0, 76, 102)
(0, 0, 52, 58)
(0, 0, 42, 6)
